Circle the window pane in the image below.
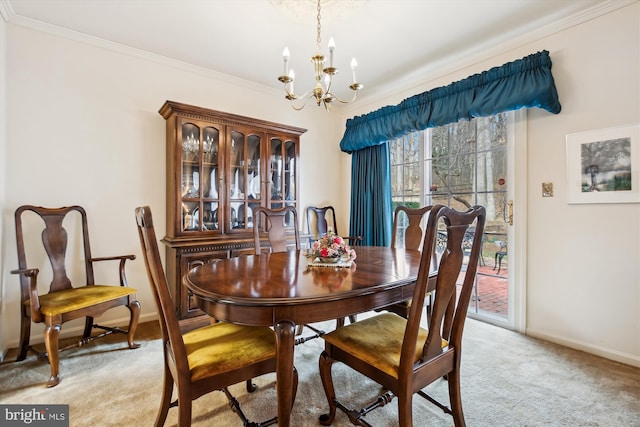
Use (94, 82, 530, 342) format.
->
(477, 115, 508, 150)
(391, 164, 403, 196)
(478, 150, 507, 192)
(451, 120, 475, 155)
(403, 132, 421, 163)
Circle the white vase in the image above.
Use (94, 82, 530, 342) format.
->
(209, 169, 218, 198)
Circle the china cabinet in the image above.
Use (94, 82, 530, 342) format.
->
(159, 100, 306, 330)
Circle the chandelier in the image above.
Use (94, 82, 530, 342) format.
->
(277, 0, 363, 110)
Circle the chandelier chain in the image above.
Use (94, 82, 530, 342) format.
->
(316, 0, 322, 52)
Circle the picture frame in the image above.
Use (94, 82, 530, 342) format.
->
(566, 124, 639, 204)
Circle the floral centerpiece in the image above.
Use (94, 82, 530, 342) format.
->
(306, 232, 356, 263)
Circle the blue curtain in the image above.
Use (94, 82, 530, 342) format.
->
(349, 143, 392, 246)
(340, 50, 561, 153)
(345, 50, 561, 245)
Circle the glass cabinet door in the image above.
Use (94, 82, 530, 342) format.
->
(227, 129, 263, 232)
(269, 136, 298, 227)
(202, 126, 220, 232)
(180, 121, 221, 234)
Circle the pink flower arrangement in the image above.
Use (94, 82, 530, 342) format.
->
(306, 232, 356, 261)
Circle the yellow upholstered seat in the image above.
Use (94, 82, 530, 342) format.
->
(322, 313, 446, 379)
(30, 285, 136, 317)
(184, 322, 276, 382)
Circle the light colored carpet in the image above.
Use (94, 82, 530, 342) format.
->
(1, 315, 639, 426)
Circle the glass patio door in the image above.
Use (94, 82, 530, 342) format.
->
(392, 110, 522, 330)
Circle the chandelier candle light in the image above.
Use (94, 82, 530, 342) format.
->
(278, 0, 363, 110)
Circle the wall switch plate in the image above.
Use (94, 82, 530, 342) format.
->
(542, 182, 553, 197)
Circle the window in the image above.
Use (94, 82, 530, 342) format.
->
(390, 112, 511, 319)
(390, 112, 509, 224)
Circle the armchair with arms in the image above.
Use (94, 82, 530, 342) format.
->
(12, 205, 140, 387)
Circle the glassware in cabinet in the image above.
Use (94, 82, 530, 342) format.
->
(227, 130, 263, 232)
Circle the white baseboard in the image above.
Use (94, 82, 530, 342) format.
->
(526, 327, 640, 368)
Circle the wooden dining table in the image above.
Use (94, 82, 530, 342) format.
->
(183, 246, 425, 427)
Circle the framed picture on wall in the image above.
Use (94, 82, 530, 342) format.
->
(566, 124, 640, 204)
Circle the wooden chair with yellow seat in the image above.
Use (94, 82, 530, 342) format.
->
(306, 205, 363, 246)
(135, 205, 296, 427)
(12, 205, 141, 388)
(377, 205, 436, 320)
(318, 204, 486, 427)
(253, 205, 326, 344)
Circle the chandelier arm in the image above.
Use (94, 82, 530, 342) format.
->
(289, 93, 317, 111)
(285, 87, 316, 101)
(325, 90, 360, 105)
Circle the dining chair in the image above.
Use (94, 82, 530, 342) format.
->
(306, 205, 363, 246)
(318, 204, 486, 427)
(254, 205, 328, 343)
(306, 205, 360, 328)
(253, 206, 300, 254)
(378, 205, 435, 319)
(11, 205, 140, 388)
(135, 206, 295, 426)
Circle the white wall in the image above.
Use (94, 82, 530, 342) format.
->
(1, 3, 638, 367)
(0, 22, 347, 356)
(337, 3, 640, 366)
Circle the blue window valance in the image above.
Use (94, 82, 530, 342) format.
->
(340, 50, 561, 153)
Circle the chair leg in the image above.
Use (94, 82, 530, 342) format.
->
(43, 323, 61, 388)
(177, 386, 192, 427)
(447, 367, 466, 427)
(336, 315, 358, 328)
(397, 393, 413, 427)
(127, 300, 142, 349)
(155, 365, 174, 427)
(83, 316, 94, 340)
(17, 312, 31, 361)
(318, 350, 337, 426)
(292, 366, 299, 408)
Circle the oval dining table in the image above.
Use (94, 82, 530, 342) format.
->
(183, 246, 427, 427)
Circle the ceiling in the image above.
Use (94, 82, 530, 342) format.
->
(3, 0, 630, 102)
